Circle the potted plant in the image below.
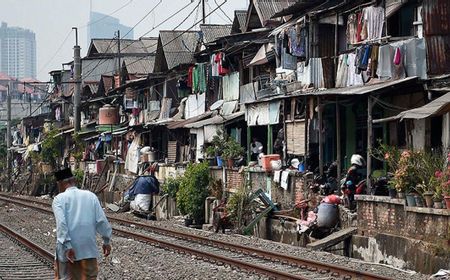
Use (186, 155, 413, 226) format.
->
(433, 190, 444, 209)
(209, 131, 228, 167)
(204, 146, 217, 166)
(222, 138, 245, 169)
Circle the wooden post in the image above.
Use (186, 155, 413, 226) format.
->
(267, 125, 273, 154)
(247, 126, 252, 163)
(304, 96, 308, 160)
(318, 96, 323, 175)
(367, 96, 374, 189)
(336, 98, 341, 178)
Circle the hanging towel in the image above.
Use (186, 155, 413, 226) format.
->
(281, 171, 289, 190)
(273, 170, 281, 183)
(393, 47, 402, 65)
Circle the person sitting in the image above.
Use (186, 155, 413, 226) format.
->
(342, 154, 365, 209)
(250, 137, 263, 161)
(124, 163, 160, 214)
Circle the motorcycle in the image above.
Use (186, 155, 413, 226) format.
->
(311, 162, 340, 196)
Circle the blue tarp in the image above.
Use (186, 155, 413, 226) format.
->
(125, 175, 160, 197)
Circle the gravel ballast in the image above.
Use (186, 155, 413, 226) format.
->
(0, 195, 430, 280)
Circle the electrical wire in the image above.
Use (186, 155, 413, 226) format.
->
(206, 1, 228, 23)
(38, 30, 73, 76)
(173, 1, 201, 30)
(139, 1, 194, 38)
(213, 0, 233, 22)
(79, 0, 134, 29)
(87, 0, 229, 80)
(83, 1, 195, 80)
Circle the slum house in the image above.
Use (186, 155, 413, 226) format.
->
(145, 30, 202, 167)
(78, 38, 159, 174)
(243, 0, 430, 180)
(372, 0, 450, 151)
(240, 0, 450, 272)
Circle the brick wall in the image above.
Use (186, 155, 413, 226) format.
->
(356, 195, 449, 246)
(354, 195, 450, 273)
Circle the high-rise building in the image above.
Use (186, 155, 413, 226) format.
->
(87, 12, 133, 45)
(0, 22, 36, 79)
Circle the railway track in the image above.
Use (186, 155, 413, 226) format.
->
(0, 222, 54, 280)
(0, 193, 392, 280)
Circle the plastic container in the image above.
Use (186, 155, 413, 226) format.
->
(216, 156, 223, 167)
(99, 104, 119, 125)
(261, 154, 281, 171)
(316, 203, 339, 228)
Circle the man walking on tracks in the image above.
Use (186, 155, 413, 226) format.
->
(52, 168, 112, 280)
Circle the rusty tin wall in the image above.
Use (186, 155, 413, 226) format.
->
(422, 0, 450, 76)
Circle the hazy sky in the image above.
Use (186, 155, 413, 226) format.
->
(0, 0, 248, 81)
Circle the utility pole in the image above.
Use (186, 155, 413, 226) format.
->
(73, 27, 81, 132)
(117, 30, 121, 86)
(6, 82, 11, 191)
(202, 0, 206, 24)
(367, 96, 374, 190)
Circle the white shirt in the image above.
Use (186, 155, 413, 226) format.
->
(52, 187, 112, 262)
(251, 141, 263, 154)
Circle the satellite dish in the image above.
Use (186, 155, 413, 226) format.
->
(210, 99, 224, 111)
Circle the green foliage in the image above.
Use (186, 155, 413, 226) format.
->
(208, 179, 223, 200)
(204, 146, 216, 158)
(176, 162, 210, 222)
(40, 128, 64, 166)
(72, 169, 84, 185)
(72, 133, 85, 162)
(162, 176, 182, 199)
(226, 183, 256, 229)
(222, 137, 245, 160)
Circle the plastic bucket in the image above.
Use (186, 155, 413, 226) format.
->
(406, 194, 416, 207)
(216, 156, 223, 167)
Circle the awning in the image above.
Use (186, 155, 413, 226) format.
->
(185, 111, 245, 129)
(248, 43, 274, 67)
(386, 0, 407, 18)
(166, 112, 212, 130)
(373, 92, 450, 123)
(298, 77, 419, 96)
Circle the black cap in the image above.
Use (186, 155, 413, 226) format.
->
(54, 168, 74, 181)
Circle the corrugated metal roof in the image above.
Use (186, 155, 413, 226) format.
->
(253, 0, 297, 25)
(200, 24, 232, 44)
(88, 38, 157, 56)
(374, 92, 450, 123)
(423, 0, 450, 76)
(235, 10, 248, 32)
(299, 77, 419, 96)
(81, 58, 117, 82)
(123, 56, 155, 75)
(158, 30, 200, 70)
(271, 0, 324, 18)
(139, 37, 159, 54)
(185, 111, 245, 128)
(166, 112, 213, 129)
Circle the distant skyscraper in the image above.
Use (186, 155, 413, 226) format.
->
(87, 12, 133, 45)
(0, 22, 36, 79)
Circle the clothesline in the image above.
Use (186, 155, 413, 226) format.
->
(341, 0, 378, 15)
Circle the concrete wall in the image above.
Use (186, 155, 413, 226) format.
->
(353, 195, 450, 274)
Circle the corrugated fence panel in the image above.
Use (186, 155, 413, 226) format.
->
(423, 0, 450, 75)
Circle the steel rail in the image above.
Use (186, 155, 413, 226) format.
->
(0, 222, 54, 264)
(112, 227, 306, 280)
(0, 194, 393, 280)
(0, 195, 304, 279)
